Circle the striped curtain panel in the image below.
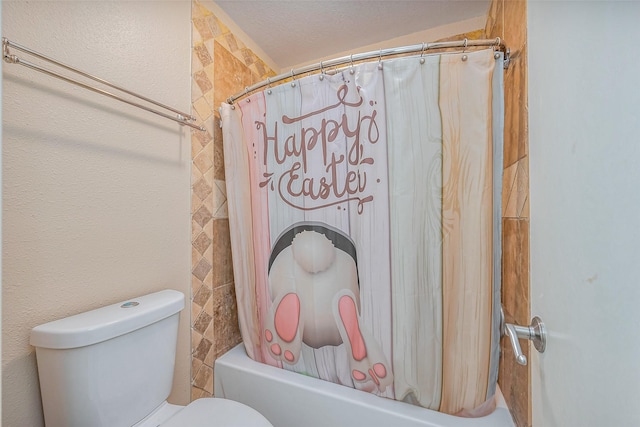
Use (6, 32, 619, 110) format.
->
(221, 48, 504, 416)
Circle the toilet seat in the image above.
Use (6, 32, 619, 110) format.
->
(160, 398, 273, 427)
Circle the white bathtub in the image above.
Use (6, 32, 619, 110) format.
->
(214, 344, 515, 427)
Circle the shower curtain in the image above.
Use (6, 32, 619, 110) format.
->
(221, 48, 504, 416)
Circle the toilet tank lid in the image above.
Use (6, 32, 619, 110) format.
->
(30, 290, 185, 350)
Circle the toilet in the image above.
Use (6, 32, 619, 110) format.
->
(30, 290, 273, 427)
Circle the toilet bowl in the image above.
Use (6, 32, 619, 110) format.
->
(30, 290, 273, 427)
(136, 399, 273, 427)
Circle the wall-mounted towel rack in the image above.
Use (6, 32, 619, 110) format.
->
(2, 38, 205, 132)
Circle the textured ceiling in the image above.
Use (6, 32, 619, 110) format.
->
(214, 1, 490, 69)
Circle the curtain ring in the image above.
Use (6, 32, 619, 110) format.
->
(378, 49, 383, 70)
(319, 61, 325, 80)
(461, 38, 469, 62)
(349, 54, 355, 75)
(266, 77, 272, 95)
(290, 69, 296, 87)
(420, 42, 426, 64)
(494, 37, 501, 50)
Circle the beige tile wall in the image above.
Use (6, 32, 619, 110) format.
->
(190, 1, 276, 400)
(485, 1, 531, 426)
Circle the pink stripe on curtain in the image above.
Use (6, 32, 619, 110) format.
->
(238, 92, 281, 367)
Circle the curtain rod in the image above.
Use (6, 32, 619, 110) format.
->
(2, 38, 206, 132)
(227, 37, 509, 105)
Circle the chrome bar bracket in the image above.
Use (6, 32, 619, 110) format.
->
(501, 308, 546, 366)
(503, 48, 511, 70)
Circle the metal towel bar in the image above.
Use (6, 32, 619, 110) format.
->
(3, 38, 205, 132)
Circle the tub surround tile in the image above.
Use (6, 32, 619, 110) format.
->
(191, 386, 206, 401)
(501, 218, 531, 427)
(213, 180, 228, 219)
(192, 96, 212, 123)
(203, 167, 214, 188)
(212, 219, 234, 288)
(213, 117, 225, 180)
(202, 190, 215, 217)
(192, 276, 203, 298)
(191, 329, 203, 354)
(193, 178, 212, 202)
(193, 311, 213, 336)
(500, 336, 530, 427)
(502, 219, 530, 329)
(193, 233, 212, 256)
(191, 1, 276, 400)
(192, 205, 213, 229)
(520, 195, 529, 218)
(193, 143, 213, 172)
(193, 363, 214, 394)
(488, 0, 528, 170)
(191, 4, 216, 399)
(191, 163, 203, 187)
(193, 336, 213, 362)
(191, 245, 201, 269)
(192, 357, 203, 378)
(212, 283, 242, 358)
(194, 70, 213, 95)
(204, 341, 216, 366)
(434, 28, 486, 47)
(193, 17, 214, 41)
(191, 128, 209, 152)
(503, 162, 518, 217)
(192, 258, 212, 283)
(203, 219, 213, 240)
(503, 158, 529, 218)
(203, 290, 214, 317)
(206, 15, 223, 39)
(486, 0, 530, 425)
(194, 43, 213, 67)
(213, 41, 254, 111)
(515, 160, 529, 217)
(201, 117, 215, 141)
(193, 284, 212, 308)
(504, 55, 528, 168)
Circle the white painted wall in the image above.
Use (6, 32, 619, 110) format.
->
(2, 1, 192, 425)
(528, 2, 640, 426)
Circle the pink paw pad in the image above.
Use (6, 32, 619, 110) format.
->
(271, 344, 282, 356)
(338, 295, 367, 361)
(352, 370, 367, 381)
(284, 350, 294, 362)
(274, 293, 300, 343)
(265, 330, 273, 342)
(373, 363, 387, 378)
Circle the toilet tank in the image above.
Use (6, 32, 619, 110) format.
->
(30, 290, 185, 427)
